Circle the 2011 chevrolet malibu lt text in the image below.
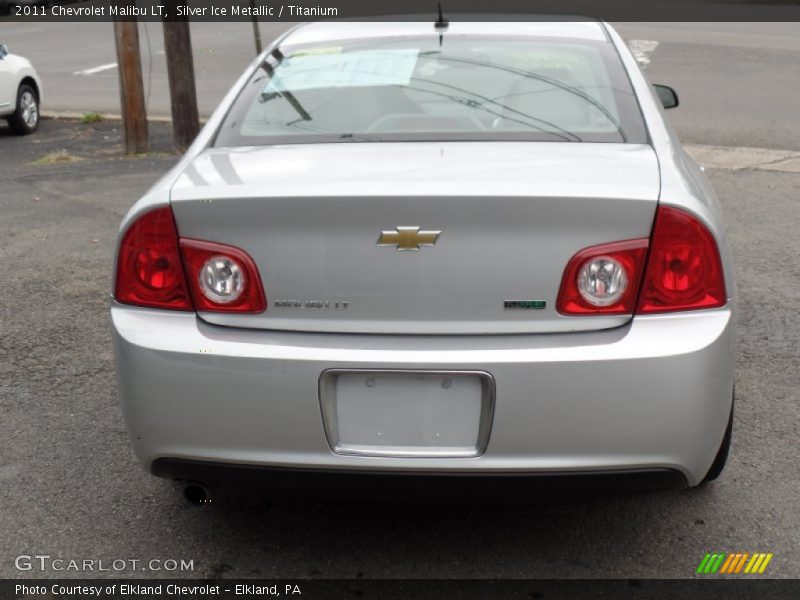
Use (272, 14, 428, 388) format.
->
(112, 20, 735, 501)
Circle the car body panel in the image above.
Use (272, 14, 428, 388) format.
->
(172, 143, 658, 200)
(171, 142, 660, 334)
(281, 21, 610, 46)
(602, 23, 736, 300)
(113, 304, 734, 486)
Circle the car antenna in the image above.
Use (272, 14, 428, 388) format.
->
(434, 2, 449, 46)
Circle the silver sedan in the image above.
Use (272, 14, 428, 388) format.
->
(112, 21, 735, 502)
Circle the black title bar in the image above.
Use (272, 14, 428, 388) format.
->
(3, 0, 800, 22)
(3, 579, 800, 600)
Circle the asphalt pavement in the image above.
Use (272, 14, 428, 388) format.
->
(1, 122, 799, 580)
(0, 21, 799, 581)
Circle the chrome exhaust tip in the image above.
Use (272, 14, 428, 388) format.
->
(183, 482, 213, 505)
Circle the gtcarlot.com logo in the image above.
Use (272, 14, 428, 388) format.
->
(14, 554, 194, 572)
(696, 552, 773, 575)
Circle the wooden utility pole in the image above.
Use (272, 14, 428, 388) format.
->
(113, 19, 149, 154)
(163, 8, 200, 152)
(250, 0, 262, 54)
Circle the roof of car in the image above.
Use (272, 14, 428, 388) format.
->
(282, 20, 609, 47)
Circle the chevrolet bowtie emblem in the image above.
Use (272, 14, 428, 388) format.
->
(377, 226, 441, 251)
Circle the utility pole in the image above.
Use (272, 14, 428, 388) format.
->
(113, 18, 149, 154)
(250, 0, 262, 54)
(163, 4, 200, 152)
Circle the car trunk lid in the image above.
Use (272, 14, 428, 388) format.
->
(170, 142, 659, 334)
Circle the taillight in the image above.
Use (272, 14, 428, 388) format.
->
(637, 206, 726, 314)
(556, 205, 727, 317)
(114, 207, 193, 311)
(557, 239, 649, 314)
(114, 206, 266, 314)
(180, 239, 266, 313)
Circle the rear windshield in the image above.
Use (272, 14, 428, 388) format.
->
(215, 35, 647, 146)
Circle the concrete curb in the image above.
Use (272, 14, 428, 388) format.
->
(686, 144, 800, 174)
(41, 111, 207, 124)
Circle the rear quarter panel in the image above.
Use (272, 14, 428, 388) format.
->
(604, 23, 736, 307)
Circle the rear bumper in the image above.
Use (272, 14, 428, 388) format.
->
(153, 458, 687, 499)
(112, 305, 734, 487)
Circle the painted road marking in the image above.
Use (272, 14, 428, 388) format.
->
(628, 39, 659, 67)
(73, 62, 118, 76)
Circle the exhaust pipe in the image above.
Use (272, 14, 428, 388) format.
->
(183, 482, 213, 505)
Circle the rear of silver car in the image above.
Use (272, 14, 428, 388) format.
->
(112, 21, 734, 493)
(113, 306, 732, 488)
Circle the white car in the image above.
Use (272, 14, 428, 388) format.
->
(0, 43, 42, 134)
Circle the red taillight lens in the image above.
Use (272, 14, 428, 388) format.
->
(115, 206, 267, 314)
(114, 207, 193, 311)
(637, 206, 726, 314)
(180, 239, 266, 313)
(557, 239, 649, 315)
(556, 207, 727, 317)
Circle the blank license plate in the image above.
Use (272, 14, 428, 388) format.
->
(319, 370, 494, 458)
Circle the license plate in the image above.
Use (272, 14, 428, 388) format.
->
(319, 370, 495, 458)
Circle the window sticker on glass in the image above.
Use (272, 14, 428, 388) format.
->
(511, 50, 583, 70)
(290, 46, 343, 57)
(265, 49, 420, 92)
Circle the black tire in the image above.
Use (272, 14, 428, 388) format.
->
(7, 83, 40, 135)
(701, 398, 733, 483)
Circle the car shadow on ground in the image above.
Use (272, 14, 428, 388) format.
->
(145, 476, 721, 578)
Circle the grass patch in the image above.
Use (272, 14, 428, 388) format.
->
(130, 151, 174, 159)
(33, 150, 83, 165)
(80, 112, 105, 124)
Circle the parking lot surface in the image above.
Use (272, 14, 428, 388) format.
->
(0, 117, 798, 579)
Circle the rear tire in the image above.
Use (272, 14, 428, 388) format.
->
(8, 83, 39, 135)
(701, 397, 733, 483)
